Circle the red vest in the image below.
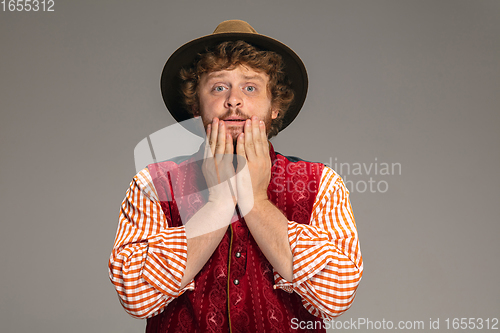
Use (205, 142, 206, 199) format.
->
(146, 145, 325, 333)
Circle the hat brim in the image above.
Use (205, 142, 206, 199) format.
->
(160, 32, 308, 135)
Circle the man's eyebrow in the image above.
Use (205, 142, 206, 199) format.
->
(205, 72, 266, 82)
(206, 72, 226, 79)
(242, 75, 265, 82)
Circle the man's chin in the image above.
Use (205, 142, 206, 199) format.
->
(227, 127, 244, 141)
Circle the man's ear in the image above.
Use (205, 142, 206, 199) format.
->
(271, 108, 280, 120)
(192, 104, 200, 117)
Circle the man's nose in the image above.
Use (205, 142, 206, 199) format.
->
(224, 88, 243, 108)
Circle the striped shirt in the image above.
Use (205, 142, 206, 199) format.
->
(108, 166, 363, 320)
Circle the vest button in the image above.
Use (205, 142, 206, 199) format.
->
(235, 252, 241, 258)
(233, 279, 239, 285)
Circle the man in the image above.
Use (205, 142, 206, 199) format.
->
(109, 20, 362, 332)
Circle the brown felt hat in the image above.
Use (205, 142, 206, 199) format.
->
(160, 20, 308, 133)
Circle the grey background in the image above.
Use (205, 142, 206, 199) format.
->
(1, 0, 499, 332)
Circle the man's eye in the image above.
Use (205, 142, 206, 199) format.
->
(214, 86, 225, 92)
(246, 86, 256, 92)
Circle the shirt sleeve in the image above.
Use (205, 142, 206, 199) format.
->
(273, 166, 363, 320)
(108, 168, 194, 319)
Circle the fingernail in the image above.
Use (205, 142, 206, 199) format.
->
(260, 120, 264, 126)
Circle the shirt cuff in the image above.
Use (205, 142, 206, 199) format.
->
(142, 226, 195, 298)
(273, 220, 336, 292)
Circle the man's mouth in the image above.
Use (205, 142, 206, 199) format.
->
(223, 117, 247, 124)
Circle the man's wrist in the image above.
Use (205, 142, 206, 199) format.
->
(248, 197, 272, 214)
(206, 197, 236, 214)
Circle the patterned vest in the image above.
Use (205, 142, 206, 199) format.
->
(146, 145, 325, 333)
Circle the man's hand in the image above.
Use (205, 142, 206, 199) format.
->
(202, 118, 237, 207)
(235, 116, 271, 213)
(184, 118, 236, 240)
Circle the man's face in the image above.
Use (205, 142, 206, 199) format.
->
(196, 64, 278, 141)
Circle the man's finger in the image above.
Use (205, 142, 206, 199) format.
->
(225, 133, 233, 155)
(236, 133, 248, 174)
(210, 118, 219, 156)
(204, 123, 213, 159)
(236, 133, 245, 157)
(259, 120, 269, 155)
(244, 118, 256, 159)
(251, 116, 264, 156)
(215, 119, 226, 158)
